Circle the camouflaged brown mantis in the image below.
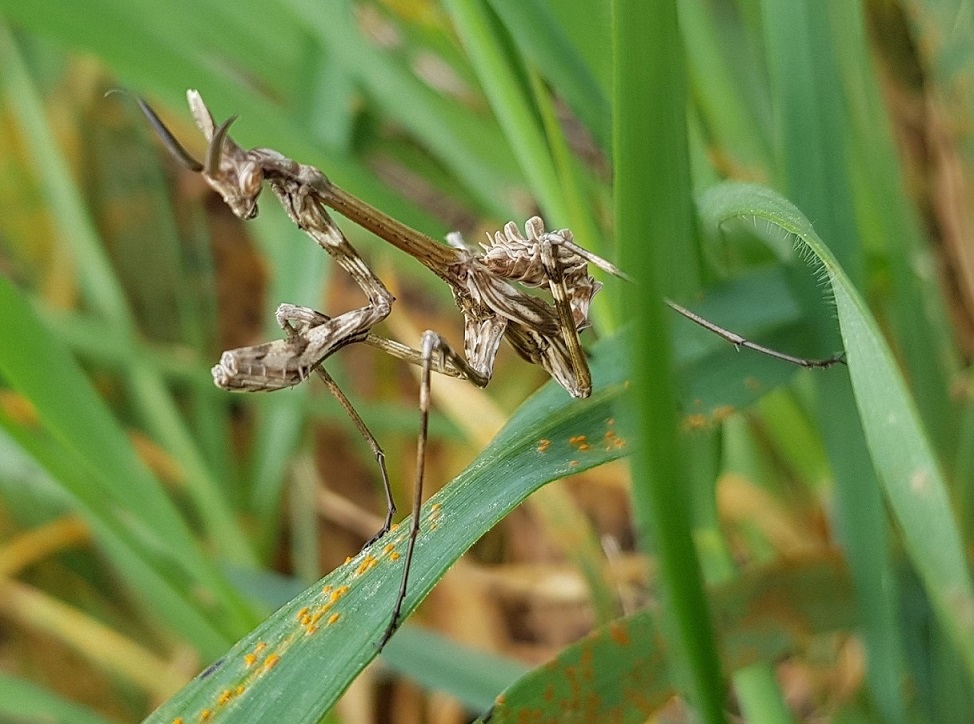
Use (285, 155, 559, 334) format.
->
(140, 90, 842, 648)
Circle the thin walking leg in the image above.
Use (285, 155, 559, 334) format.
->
(378, 330, 439, 649)
(664, 299, 845, 368)
(311, 366, 395, 546)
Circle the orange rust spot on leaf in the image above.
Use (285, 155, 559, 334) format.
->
(712, 405, 735, 421)
(172, 719, 183, 724)
(0, 391, 39, 425)
(609, 621, 631, 646)
(684, 405, 737, 431)
(200, 710, 212, 721)
(569, 460, 579, 468)
(263, 653, 280, 671)
(429, 503, 443, 530)
(568, 434, 589, 451)
(682, 413, 708, 430)
(296, 606, 309, 620)
(327, 612, 341, 625)
(390, 551, 400, 561)
(355, 554, 378, 576)
(579, 644, 594, 679)
(565, 664, 581, 697)
(537, 438, 551, 453)
(330, 585, 349, 603)
(603, 429, 627, 451)
(244, 640, 267, 668)
(217, 689, 234, 705)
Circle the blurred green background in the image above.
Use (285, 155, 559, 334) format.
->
(0, 0, 972, 722)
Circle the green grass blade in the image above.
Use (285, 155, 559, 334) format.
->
(678, 0, 770, 168)
(487, 0, 611, 151)
(760, 4, 907, 717)
(614, 1, 726, 721)
(833, 2, 958, 463)
(0, 0, 460, 238)
(0, 420, 234, 659)
(700, 181, 974, 683)
(0, 280, 195, 573)
(442, 0, 570, 224)
(0, 26, 131, 330)
(39, 308, 217, 388)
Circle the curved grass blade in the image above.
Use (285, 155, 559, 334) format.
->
(482, 553, 856, 722)
(699, 181, 974, 682)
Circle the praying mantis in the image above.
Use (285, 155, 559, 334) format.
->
(139, 90, 842, 648)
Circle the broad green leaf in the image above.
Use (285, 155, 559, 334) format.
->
(484, 553, 856, 722)
(224, 567, 529, 711)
